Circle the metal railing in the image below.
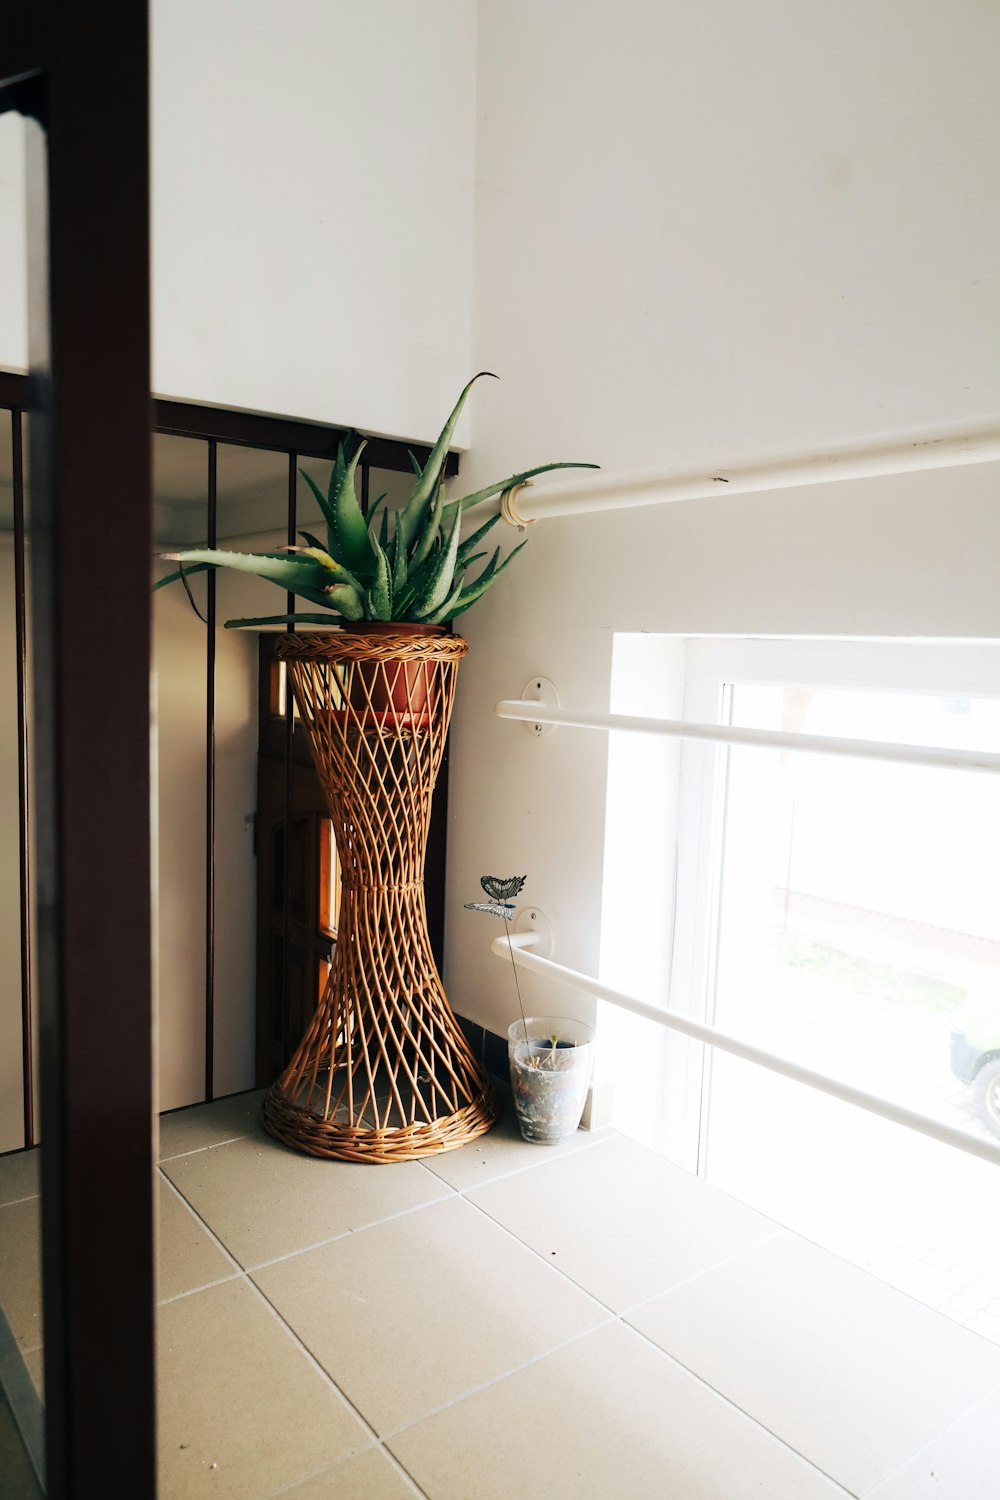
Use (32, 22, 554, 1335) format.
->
(494, 685, 1000, 1169)
(495, 423, 1000, 525)
(495, 698, 1000, 774)
(492, 932, 1000, 1169)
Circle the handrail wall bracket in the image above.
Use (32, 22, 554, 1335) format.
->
(520, 677, 560, 737)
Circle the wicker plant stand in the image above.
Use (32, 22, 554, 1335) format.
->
(262, 628, 498, 1163)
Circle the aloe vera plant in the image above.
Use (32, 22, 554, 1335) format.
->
(157, 374, 598, 628)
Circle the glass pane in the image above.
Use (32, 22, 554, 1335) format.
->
(320, 819, 340, 935)
(705, 683, 1000, 1342)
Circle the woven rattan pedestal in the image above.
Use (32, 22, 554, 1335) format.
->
(262, 628, 498, 1163)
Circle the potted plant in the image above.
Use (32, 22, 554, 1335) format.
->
(507, 1017, 596, 1145)
(158, 376, 597, 1164)
(157, 371, 595, 634)
(465, 877, 596, 1145)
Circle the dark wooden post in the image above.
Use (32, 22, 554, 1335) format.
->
(2, 3, 158, 1494)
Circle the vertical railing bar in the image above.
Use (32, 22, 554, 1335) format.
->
(204, 438, 217, 1101)
(281, 452, 297, 1062)
(12, 406, 34, 1150)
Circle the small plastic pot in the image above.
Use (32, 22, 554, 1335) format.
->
(507, 1016, 595, 1145)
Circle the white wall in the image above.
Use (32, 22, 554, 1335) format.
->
(153, 574, 258, 1111)
(469, 0, 1000, 470)
(443, 0, 1000, 1040)
(0, 0, 478, 446)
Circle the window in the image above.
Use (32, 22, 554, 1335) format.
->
(602, 636, 1000, 1345)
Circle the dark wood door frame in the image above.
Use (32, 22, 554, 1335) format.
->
(2, 4, 158, 1495)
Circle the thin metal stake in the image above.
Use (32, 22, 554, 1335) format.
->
(503, 915, 529, 1047)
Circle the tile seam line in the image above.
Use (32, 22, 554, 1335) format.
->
(752, 1218, 1000, 1350)
(463, 1140, 1000, 1353)
(853, 1374, 1000, 1500)
(247, 1273, 383, 1447)
(458, 1165, 783, 1320)
(259, 1443, 430, 1500)
(425, 1124, 614, 1191)
(158, 1130, 250, 1163)
(241, 1175, 610, 1284)
(453, 1189, 859, 1488)
(0, 1191, 40, 1208)
(158, 1270, 242, 1307)
(236, 1189, 455, 1274)
(451, 1192, 871, 1493)
(175, 1180, 614, 1444)
(158, 1166, 402, 1482)
(457, 1183, 622, 1318)
(13, 1268, 433, 1498)
(377, 1320, 617, 1443)
(377, 1315, 848, 1500)
(622, 1316, 934, 1499)
(614, 1226, 788, 1317)
(158, 1167, 246, 1278)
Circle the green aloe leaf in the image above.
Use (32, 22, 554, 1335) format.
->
(439, 538, 528, 621)
(161, 547, 331, 595)
(391, 511, 408, 599)
(366, 528, 393, 620)
(392, 539, 440, 617)
(408, 476, 447, 572)
(283, 545, 363, 590)
(325, 582, 366, 620)
(366, 493, 388, 532)
(329, 438, 374, 578)
(299, 529, 329, 552)
(418, 572, 465, 625)
(455, 511, 501, 569)
(397, 372, 497, 551)
(154, 561, 215, 591)
(410, 509, 461, 620)
(407, 449, 423, 478)
(299, 469, 340, 557)
(441, 461, 600, 531)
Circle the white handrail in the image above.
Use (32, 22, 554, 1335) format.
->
(506, 425, 1000, 524)
(495, 700, 1000, 775)
(491, 933, 1000, 1169)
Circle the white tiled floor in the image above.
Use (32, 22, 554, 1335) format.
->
(2, 1089, 999, 1499)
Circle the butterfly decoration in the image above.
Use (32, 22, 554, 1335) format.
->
(464, 874, 527, 921)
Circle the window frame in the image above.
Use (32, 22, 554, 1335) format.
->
(602, 634, 1000, 1172)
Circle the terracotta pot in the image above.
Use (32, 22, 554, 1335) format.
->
(339, 621, 447, 715)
